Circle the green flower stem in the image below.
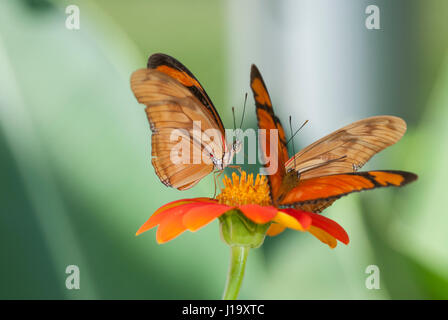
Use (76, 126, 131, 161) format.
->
(222, 245, 250, 300)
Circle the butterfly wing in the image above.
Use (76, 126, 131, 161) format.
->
(286, 116, 407, 180)
(250, 64, 290, 202)
(131, 58, 227, 190)
(280, 170, 417, 207)
(294, 199, 337, 214)
(148, 53, 225, 133)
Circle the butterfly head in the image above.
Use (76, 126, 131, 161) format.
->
(275, 168, 301, 203)
(286, 167, 301, 183)
(213, 140, 242, 170)
(232, 139, 242, 154)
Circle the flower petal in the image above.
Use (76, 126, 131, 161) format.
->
(238, 204, 278, 224)
(183, 204, 232, 231)
(277, 209, 313, 231)
(155, 211, 188, 244)
(308, 225, 338, 248)
(155, 202, 226, 243)
(307, 212, 349, 245)
(266, 223, 286, 236)
(154, 202, 213, 243)
(136, 200, 209, 236)
(154, 198, 217, 218)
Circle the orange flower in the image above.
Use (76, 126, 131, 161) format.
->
(136, 171, 349, 248)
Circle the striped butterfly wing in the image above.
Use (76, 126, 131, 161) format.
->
(250, 64, 290, 203)
(147, 53, 225, 133)
(131, 55, 227, 190)
(279, 170, 417, 207)
(285, 116, 407, 179)
(284, 116, 408, 212)
(295, 199, 337, 214)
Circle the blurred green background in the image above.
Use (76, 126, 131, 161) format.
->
(1, 0, 447, 299)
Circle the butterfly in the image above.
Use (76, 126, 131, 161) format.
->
(130, 53, 241, 190)
(250, 64, 417, 216)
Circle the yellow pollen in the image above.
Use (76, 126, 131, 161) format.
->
(216, 171, 272, 206)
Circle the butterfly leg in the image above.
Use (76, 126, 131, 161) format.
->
(213, 170, 222, 198)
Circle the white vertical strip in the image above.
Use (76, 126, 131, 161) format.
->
(228, 0, 372, 142)
(282, 0, 370, 142)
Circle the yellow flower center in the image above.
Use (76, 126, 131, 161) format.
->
(217, 171, 272, 206)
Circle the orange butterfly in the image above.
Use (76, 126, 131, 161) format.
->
(131, 54, 240, 190)
(250, 64, 417, 217)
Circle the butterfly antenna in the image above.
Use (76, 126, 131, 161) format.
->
(289, 116, 297, 169)
(232, 106, 237, 130)
(239, 93, 248, 129)
(286, 120, 309, 145)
